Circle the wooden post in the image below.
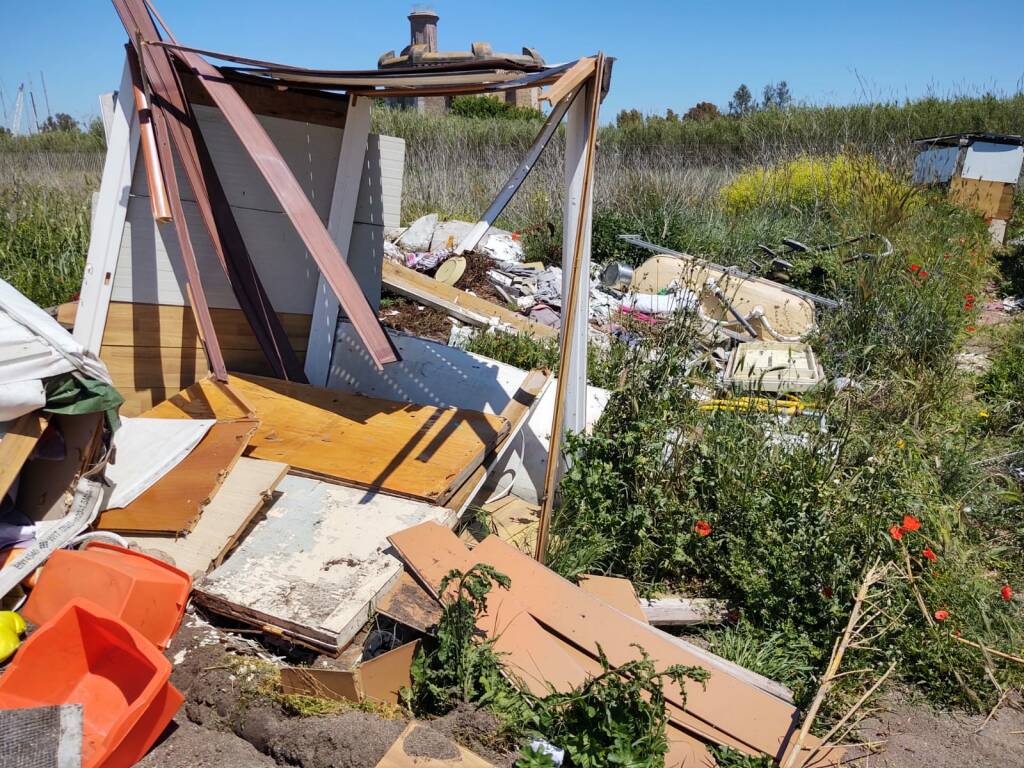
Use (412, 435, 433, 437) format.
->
(558, 83, 594, 436)
(306, 93, 373, 385)
(535, 54, 605, 564)
(73, 58, 140, 354)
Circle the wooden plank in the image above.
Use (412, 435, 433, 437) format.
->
(382, 260, 557, 339)
(0, 414, 48, 501)
(390, 523, 806, 761)
(949, 177, 1016, 220)
(537, 56, 603, 561)
(195, 475, 450, 653)
(307, 93, 372, 386)
(386, 523, 738, 761)
(455, 93, 576, 255)
(642, 597, 729, 627)
(117, 387, 176, 418)
(127, 457, 287, 577)
(72, 58, 139, 354)
(578, 574, 647, 623)
(144, 374, 510, 505)
(95, 419, 258, 534)
(538, 56, 596, 105)
(100, 302, 311, 351)
(443, 369, 551, 513)
(376, 722, 494, 768)
(99, 345, 279, 389)
(374, 570, 441, 633)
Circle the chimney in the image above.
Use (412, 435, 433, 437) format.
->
(408, 6, 439, 52)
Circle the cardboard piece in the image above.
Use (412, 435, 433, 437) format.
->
(375, 721, 494, 768)
(280, 640, 419, 707)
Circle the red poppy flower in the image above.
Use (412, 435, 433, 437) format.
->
(1001, 585, 1013, 601)
(694, 520, 712, 537)
(922, 547, 937, 562)
(965, 294, 976, 303)
(909, 264, 921, 272)
(902, 515, 921, 532)
(919, 270, 928, 279)
(511, 232, 521, 241)
(890, 525, 904, 541)
(966, 325, 976, 333)
(934, 609, 949, 621)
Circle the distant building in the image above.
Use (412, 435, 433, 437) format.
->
(378, 7, 544, 115)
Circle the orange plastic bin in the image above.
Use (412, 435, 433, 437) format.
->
(23, 542, 190, 650)
(0, 598, 182, 768)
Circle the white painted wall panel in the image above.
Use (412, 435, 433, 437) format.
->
(961, 142, 1024, 184)
(111, 195, 383, 315)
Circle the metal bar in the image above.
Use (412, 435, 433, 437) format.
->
(618, 235, 841, 309)
(126, 46, 172, 223)
(174, 47, 398, 368)
(536, 53, 606, 564)
(456, 87, 579, 255)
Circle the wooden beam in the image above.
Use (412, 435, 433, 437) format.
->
(306, 93, 372, 386)
(536, 54, 604, 563)
(73, 58, 139, 354)
(381, 260, 557, 339)
(455, 90, 579, 255)
(0, 414, 48, 501)
(641, 597, 729, 627)
(538, 56, 596, 105)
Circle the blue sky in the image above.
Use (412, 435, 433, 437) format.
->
(1, 1, 1021, 128)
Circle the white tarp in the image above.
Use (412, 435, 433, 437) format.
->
(103, 417, 216, 509)
(912, 146, 959, 184)
(961, 142, 1024, 184)
(0, 279, 111, 421)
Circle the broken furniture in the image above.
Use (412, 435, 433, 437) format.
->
(912, 132, 1023, 244)
(0, 599, 182, 768)
(723, 341, 825, 393)
(617, 237, 821, 342)
(22, 543, 191, 651)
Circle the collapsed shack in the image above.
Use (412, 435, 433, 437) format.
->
(0, 1, 844, 766)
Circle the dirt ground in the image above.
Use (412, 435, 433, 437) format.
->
(147, 609, 516, 768)
(855, 693, 1024, 768)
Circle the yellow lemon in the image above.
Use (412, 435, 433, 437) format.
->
(0, 625, 20, 663)
(0, 611, 26, 636)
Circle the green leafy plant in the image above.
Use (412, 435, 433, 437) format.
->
(408, 564, 512, 714)
(516, 646, 708, 768)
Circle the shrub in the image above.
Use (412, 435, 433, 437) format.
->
(719, 154, 919, 218)
(449, 95, 543, 121)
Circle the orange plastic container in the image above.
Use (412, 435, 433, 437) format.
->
(0, 598, 182, 768)
(23, 542, 190, 650)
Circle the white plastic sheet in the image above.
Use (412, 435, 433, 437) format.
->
(912, 146, 959, 184)
(961, 142, 1024, 184)
(104, 417, 215, 509)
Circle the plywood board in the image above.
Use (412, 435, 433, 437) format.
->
(144, 374, 510, 505)
(195, 475, 450, 652)
(382, 260, 557, 339)
(389, 523, 812, 762)
(0, 414, 48, 500)
(374, 571, 441, 633)
(128, 457, 287, 577)
(578, 574, 647, 622)
(100, 302, 312, 352)
(481, 495, 539, 553)
(95, 419, 257, 533)
(280, 667, 361, 703)
(360, 640, 419, 705)
(949, 177, 1015, 220)
(376, 722, 494, 768)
